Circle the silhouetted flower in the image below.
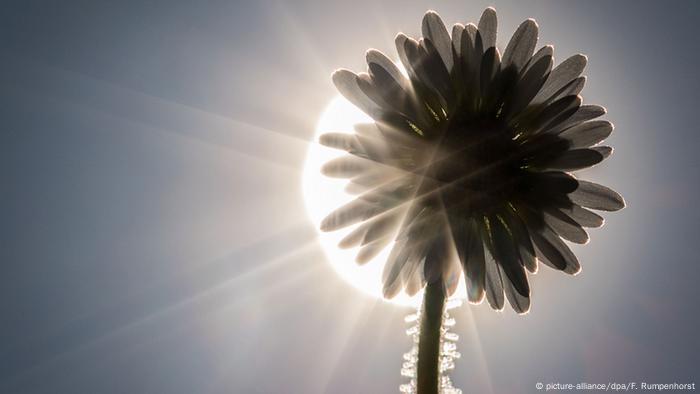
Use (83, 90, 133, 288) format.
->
(320, 8, 624, 313)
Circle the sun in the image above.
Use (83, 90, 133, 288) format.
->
(302, 96, 468, 306)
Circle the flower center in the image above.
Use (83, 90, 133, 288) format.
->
(422, 118, 526, 216)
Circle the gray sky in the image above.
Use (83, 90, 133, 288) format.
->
(1, 1, 698, 393)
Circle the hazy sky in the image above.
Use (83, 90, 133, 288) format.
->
(1, 1, 699, 393)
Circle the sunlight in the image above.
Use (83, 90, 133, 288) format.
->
(302, 96, 469, 306)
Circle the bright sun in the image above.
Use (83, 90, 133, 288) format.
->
(302, 96, 468, 306)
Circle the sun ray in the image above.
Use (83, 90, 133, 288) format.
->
(7, 55, 314, 160)
(3, 225, 319, 381)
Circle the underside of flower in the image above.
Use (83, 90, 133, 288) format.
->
(320, 8, 624, 313)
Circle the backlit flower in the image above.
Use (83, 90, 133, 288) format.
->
(320, 8, 624, 313)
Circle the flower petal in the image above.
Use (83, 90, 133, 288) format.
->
(383, 237, 429, 298)
(560, 120, 613, 148)
(503, 54, 552, 119)
(451, 23, 465, 58)
(521, 171, 579, 207)
(395, 33, 417, 80)
(419, 38, 455, 106)
(422, 11, 454, 71)
(322, 179, 416, 231)
(451, 219, 486, 303)
(546, 148, 605, 171)
(319, 132, 358, 151)
(531, 54, 587, 105)
(530, 226, 580, 274)
(338, 210, 401, 249)
(345, 170, 404, 195)
(401, 36, 451, 115)
(592, 145, 613, 159)
(569, 180, 625, 211)
(503, 265, 531, 314)
(550, 76, 586, 103)
(366, 62, 419, 122)
(477, 7, 498, 50)
(522, 45, 553, 74)
(526, 95, 581, 135)
(544, 207, 589, 244)
(332, 69, 382, 119)
(459, 23, 481, 113)
(356, 237, 391, 264)
(503, 19, 539, 73)
(320, 130, 395, 163)
(444, 255, 462, 297)
(321, 206, 374, 233)
(405, 262, 426, 296)
(557, 204, 604, 228)
(321, 198, 381, 231)
(504, 209, 538, 273)
(547, 105, 607, 134)
(382, 239, 411, 298)
(361, 210, 402, 246)
(462, 23, 480, 59)
(484, 246, 505, 310)
(424, 232, 450, 283)
(480, 46, 502, 107)
(487, 215, 530, 296)
(366, 49, 407, 90)
(321, 156, 373, 178)
(356, 72, 392, 108)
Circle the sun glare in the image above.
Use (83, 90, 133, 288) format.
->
(302, 96, 468, 306)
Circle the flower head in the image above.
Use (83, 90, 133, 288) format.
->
(319, 8, 624, 313)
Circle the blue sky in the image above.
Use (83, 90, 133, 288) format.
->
(1, 1, 698, 393)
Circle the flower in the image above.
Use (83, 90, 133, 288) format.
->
(319, 8, 624, 313)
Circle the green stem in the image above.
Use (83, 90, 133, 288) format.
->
(416, 280, 446, 394)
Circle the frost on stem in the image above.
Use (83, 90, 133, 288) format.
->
(400, 298, 463, 394)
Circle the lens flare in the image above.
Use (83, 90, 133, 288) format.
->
(303, 96, 468, 306)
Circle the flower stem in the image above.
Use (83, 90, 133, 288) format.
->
(416, 279, 446, 394)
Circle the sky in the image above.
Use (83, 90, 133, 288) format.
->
(1, 1, 699, 393)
